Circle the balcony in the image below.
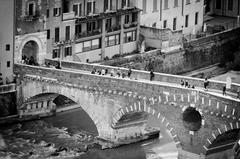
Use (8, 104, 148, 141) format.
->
(0, 84, 16, 94)
(22, 11, 41, 22)
(106, 25, 121, 33)
(75, 29, 102, 40)
(63, 12, 75, 21)
(124, 21, 138, 29)
(52, 39, 74, 46)
(76, 7, 141, 24)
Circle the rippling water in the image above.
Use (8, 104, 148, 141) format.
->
(0, 107, 177, 159)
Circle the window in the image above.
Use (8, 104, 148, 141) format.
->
(195, 12, 198, 25)
(5, 44, 10, 51)
(174, 0, 178, 7)
(52, 49, 60, 58)
(65, 26, 70, 41)
(125, 15, 130, 24)
(87, 2, 92, 14)
(64, 46, 72, 57)
(55, 27, 60, 42)
(105, 34, 120, 47)
(73, 3, 82, 16)
(153, 0, 158, 12)
(122, 0, 129, 8)
(216, 0, 221, 9)
(173, 18, 177, 30)
(124, 30, 136, 43)
(92, 39, 100, 49)
(164, 0, 168, 9)
(106, 18, 112, 29)
(73, 4, 78, 16)
(104, 0, 108, 11)
(7, 61, 10, 68)
(186, 0, 190, 4)
(28, 2, 35, 16)
(196, 0, 200, 2)
(185, 15, 189, 27)
(132, 13, 138, 22)
(142, 0, 147, 13)
(163, 20, 167, 28)
(228, 0, 233, 11)
(46, 9, 49, 18)
(53, 8, 61, 17)
(82, 39, 101, 52)
(47, 30, 50, 39)
(75, 24, 82, 34)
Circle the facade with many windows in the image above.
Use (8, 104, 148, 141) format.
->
(132, 0, 204, 37)
(206, 0, 240, 17)
(15, 0, 141, 64)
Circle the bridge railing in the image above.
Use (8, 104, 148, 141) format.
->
(0, 83, 16, 94)
(45, 59, 240, 95)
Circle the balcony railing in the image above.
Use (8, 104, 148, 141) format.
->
(75, 29, 102, 39)
(124, 21, 138, 29)
(0, 84, 16, 94)
(21, 11, 41, 22)
(52, 38, 74, 46)
(106, 25, 121, 33)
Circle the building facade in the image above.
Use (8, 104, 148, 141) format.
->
(206, 0, 240, 17)
(132, 0, 204, 37)
(15, 0, 141, 64)
(0, 0, 15, 84)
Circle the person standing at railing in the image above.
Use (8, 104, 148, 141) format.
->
(0, 73, 3, 85)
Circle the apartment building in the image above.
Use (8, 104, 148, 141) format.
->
(14, 0, 141, 64)
(206, 0, 240, 17)
(0, 0, 15, 84)
(133, 0, 204, 36)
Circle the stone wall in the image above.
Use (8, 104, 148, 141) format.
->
(140, 26, 183, 49)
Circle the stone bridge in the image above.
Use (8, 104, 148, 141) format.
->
(14, 62, 240, 159)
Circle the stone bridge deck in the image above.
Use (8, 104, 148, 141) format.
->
(14, 62, 240, 159)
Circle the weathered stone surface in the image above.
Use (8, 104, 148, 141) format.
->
(14, 64, 240, 158)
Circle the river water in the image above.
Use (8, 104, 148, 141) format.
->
(0, 106, 178, 159)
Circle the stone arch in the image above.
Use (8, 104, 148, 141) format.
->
(20, 88, 105, 137)
(15, 32, 47, 65)
(20, 92, 99, 134)
(112, 101, 182, 151)
(203, 122, 240, 154)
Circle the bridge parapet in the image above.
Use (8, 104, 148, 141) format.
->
(0, 84, 16, 94)
(45, 59, 240, 95)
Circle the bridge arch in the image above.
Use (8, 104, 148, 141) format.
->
(20, 92, 99, 135)
(112, 102, 182, 151)
(20, 86, 109, 139)
(203, 122, 240, 155)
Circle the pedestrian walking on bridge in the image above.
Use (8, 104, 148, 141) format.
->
(223, 85, 226, 96)
(150, 70, 154, 81)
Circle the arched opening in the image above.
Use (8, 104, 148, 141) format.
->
(206, 129, 240, 159)
(112, 105, 179, 158)
(22, 93, 99, 136)
(21, 40, 39, 65)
